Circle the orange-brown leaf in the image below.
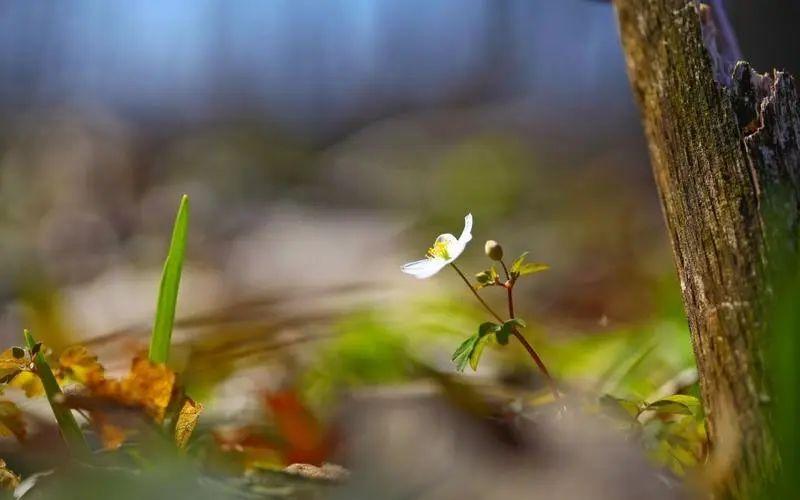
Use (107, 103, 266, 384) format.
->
(92, 412, 127, 450)
(9, 371, 44, 398)
(58, 345, 105, 385)
(174, 397, 203, 449)
(90, 357, 176, 422)
(0, 459, 20, 491)
(0, 401, 26, 441)
(265, 390, 330, 466)
(0, 349, 27, 380)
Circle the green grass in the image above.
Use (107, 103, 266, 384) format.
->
(24, 329, 88, 456)
(149, 195, 190, 364)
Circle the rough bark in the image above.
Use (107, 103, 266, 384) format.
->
(614, 0, 800, 496)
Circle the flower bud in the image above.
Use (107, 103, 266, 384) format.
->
(484, 240, 503, 261)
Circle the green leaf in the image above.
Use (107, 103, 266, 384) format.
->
(510, 252, 529, 274)
(475, 267, 500, 289)
(149, 194, 190, 364)
(453, 323, 502, 372)
(647, 394, 701, 416)
(478, 322, 501, 336)
(497, 318, 526, 345)
(469, 335, 492, 371)
(23, 330, 88, 455)
(518, 262, 549, 275)
(496, 331, 510, 345)
(451, 334, 480, 372)
(644, 398, 693, 416)
(510, 252, 548, 279)
(599, 394, 642, 420)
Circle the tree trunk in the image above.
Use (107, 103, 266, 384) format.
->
(613, 0, 800, 496)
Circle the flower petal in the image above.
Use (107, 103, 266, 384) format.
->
(401, 258, 448, 279)
(458, 213, 473, 246)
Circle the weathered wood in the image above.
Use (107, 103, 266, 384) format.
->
(614, 0, 800, 495)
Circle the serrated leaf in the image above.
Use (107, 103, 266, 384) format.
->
(469, 334, 493, 371)
(149, 194, 189, 364)
(91, 356, 177, 422)
(58, 345, 105, 385)
(9, 371, 44, 398)
(452, 334, 480, 372)
(454, 323, 505, 373)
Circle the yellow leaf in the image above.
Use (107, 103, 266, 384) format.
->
(8, 371, 44, 398)
(59, 345, 105, 385)
(0, 401, 26, 441)
(0, 459, 20, 491)
(174, 397, 203, 449)
(90, 357, 176, 422)
(0, 349, 27, 380)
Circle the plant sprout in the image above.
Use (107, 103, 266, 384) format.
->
(402, 214, 558, 399)
(149, 194, 189, 364)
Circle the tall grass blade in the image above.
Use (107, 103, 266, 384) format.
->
(24, 329, 88, 455)
(149, 194, 189, 364)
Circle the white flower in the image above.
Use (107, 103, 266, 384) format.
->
(401, 213, 473, 279)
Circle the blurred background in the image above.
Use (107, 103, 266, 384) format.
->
(0, 0, 794, 496)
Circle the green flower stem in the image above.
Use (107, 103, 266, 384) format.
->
(24, 330, 89, 456)
(451, 262, 560, 401)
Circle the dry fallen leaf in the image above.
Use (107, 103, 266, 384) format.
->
(0, 401, 26, 441)
(0, 459, 20, 491)
(90, 356, 176, 423)
(9, 371, 44, 398)
(174, 397, 203, 449)
(265, 390, 332, 466)
(0, 349, 28, 381)
(92, 412, 127, 450)
(58, 345, 105, 385)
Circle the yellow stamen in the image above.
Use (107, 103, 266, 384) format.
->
(427, 240, 450, 260)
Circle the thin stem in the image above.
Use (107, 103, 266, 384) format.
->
(500, 260, 511, 281)
(451, 262, 560, 401)
(450, 263, 504, 322)
(512, 331, 559, 400)
(500, 260, 514, 319)
(500, 258, 557, 400)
